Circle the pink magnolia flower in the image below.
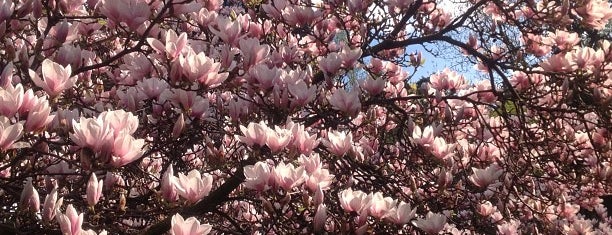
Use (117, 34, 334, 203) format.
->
(305, 168, 334, 191)
(109, 131, 145, 167)
(281, 5, 322, 26)
(359, 76, 386, 95)
(164, 89, 210, 119)
(265, 126, 292, 153)
(0, 116, 24, 151)
(161, 164, 179, 202)
(20, 177, 40, 212)
(147, 30, 188, 60)
(469, 163, 503, 188)
(29, 59, 76, 97)
(367, 192, 397, 219)
(137, 77, 169, 99)
(339, 188, 370, 213)
(322, 130, 353, 156)
(477, 201, 495, 216)
(571, 46, 605, 71)
(239, 38, 270, 68)
(412, 125, 435, 147)
(0, 0, 14, 23)
(171, 213, 212, 235)
(1, 62, 14, 88)
(384, 201, 417, 225)
(99, 0, 150, 30)
(99, 110, 139, 136)
(549, 30, 580, 51)
(318, 53, 343, 75)
(299, 153, 322, 174)
(272, 162, 305, 191)
(497, 220, 520, 235)
(236, 122, 268, 147)
(575, 0, 612, 30)
(179, 48, 228, 88)
(172, 113, 185, 138)
(430, 137, 454, 160)
(86, 173, 103, 207)
(71, 116, 114, 154)
(175, 170, 213, 203)
(291, 124, 320, 155)
(413, 212, 447, 234)
(42, 183, 63, 222)
(25, 96, 54, 133)
(539, 53, 575, 72)
(0, 84, 25, 117)
(288, 80, 316, 108)
(243, 161, 272, 191)
(247, 64, 281, 90)
(328, 88, 361, 116)
(57, 204, 84, 235)
(339, 47, 362, 68)
(429, 68, 465, 91)
(313, 204, 327, 232)
(209, 16, 244, 46)
(57, 0, 87, 15)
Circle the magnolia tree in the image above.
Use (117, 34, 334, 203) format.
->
(0, 0, 610, 234)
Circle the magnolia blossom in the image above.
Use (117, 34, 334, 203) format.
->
(99, 0, 150, 30)
(318, 53, 343, 75)
(0, 117, 24, 151)
(161, 164, 179, 202)
(239, 38, 270, 68)
(86, 174, 103, 207)
(265, 126, 292, 153)
(42, 183, 63, 222)
(243, 161, 272, 191)
(70, 116, 114, 154)
(25, 96, 54, 133)
(291, 123, 320, 155)
(209, 16, 243, 46)
(272, 162, 305, 191)
(313, 204, 327, 232)
(29, 59, 76, 97)
(469, 163, 504, 188)
(110, 130, 145, 167)
(147, 30, 188, 60)
(175, 170, 213, 203)
(20, 177, 40, 212)
(305, 168, 334, 191)
(412, 125, 435, 147)
(179, 48, 228, 88)
(477, 201, 495, 216)
(339, 188, 370, 213)
(171, 213, 212, 235)
(57, 204, 84, 235)
(384, 201, 417, 225)
(99, 110, 139, 136)
(0, 0, 13, 23)
(368, 192, 397, 219)
(359, 76, 386, 95)
(236, 122, 267, 147)
(328, 88, 361, 116)
(322, 130, 353, 156)
(288, 80, 316, 108)
(0, 84, 25, 117)
(299, 153, 322, 174)
(413, 212, 447, 234)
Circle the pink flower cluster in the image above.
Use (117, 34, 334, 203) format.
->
(70, 110, 144, 167)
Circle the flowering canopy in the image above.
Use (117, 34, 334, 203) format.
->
(0, 0, 610, 234)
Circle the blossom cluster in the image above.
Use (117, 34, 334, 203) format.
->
(0, 0, 610, 234)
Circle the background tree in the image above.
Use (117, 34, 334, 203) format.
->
(0, 0, 610, 234)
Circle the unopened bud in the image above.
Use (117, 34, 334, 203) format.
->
(172, 113, 185, 138)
